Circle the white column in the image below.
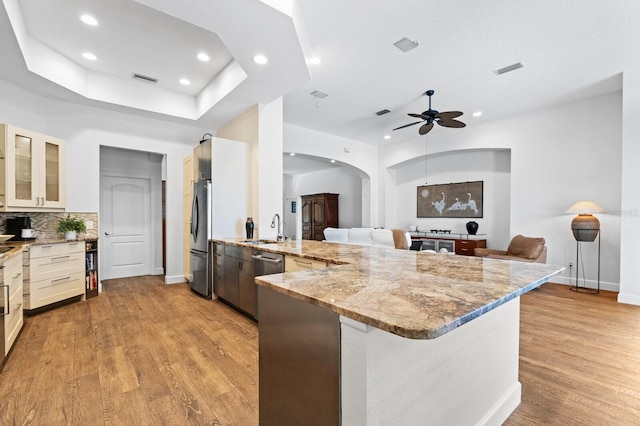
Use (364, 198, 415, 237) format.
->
(257, 97, 284, 239)
(619, 71, 640, 305)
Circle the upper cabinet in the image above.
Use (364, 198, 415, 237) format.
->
(0, 124, 66, 211)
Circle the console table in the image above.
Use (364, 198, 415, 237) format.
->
(410, 232, 487, 256)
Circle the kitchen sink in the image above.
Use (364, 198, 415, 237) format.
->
(242, 239, 279, 245)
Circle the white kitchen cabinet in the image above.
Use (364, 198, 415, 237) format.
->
(24, 242, 85, 310)
(284, 255, 328, 272)
(2, 252, 24, 357)
(0, 124, 66, 211)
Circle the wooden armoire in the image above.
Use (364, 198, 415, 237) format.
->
(301, 193, 339, 240)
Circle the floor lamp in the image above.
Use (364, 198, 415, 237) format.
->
(565, 201, 605, 294)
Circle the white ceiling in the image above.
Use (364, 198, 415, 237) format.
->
(0, 0, 638, 148)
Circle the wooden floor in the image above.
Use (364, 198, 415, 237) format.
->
(1, 278, 639, 425)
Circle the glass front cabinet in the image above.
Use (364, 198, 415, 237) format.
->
(0, 124, 66, 211)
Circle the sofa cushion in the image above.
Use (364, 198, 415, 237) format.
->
(371, 229, 395, 248)
(349, 228, 374, 245)
(506, 235, 545, 260)
(323, 227, 350, 242)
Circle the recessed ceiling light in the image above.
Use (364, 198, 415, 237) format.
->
(80, 14, 98, 26)
(473, 111, 483, 117)
(253, 54, 268, 65)
(197, 53, 210, 62)
(330, 159, 336, 163)
(289, 152, 296, 156)
(308, 56, 322, 65)
(82, 52, 97, 61)
(179, 78, 191, 86)
(384, 135, 391, 140)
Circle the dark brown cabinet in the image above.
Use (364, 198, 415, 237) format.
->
(301, 193, 339, 240)
(221, 244, 255, 316)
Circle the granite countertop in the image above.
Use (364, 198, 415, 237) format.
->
(214, 238, 564, 340)
(0, 237, 97, 263)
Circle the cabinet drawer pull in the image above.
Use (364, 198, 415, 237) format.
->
(51, 276, 71, 283)
(294, 259, 312, 266)
(40, 245, 53, 249)
(12, 272, 22, 279)
(51, 255, 71, 261)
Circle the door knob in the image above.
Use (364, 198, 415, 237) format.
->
(104, 232, 112, 235)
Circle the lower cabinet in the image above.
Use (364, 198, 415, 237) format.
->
(2, 253, 24, 357)
(221, 244, 255, 317)
(24, 242, 85, 311)
(414, 238, 487, 256)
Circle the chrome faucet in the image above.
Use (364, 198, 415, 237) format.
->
(271, 213, 283, 241)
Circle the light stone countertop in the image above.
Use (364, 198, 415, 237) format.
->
(0, 237, 97, 264)
(215, 238, 564, 339)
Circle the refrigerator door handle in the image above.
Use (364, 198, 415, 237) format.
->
(192, 192, 199, 242)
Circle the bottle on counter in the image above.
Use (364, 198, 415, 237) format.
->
(246, 217, 254, 239)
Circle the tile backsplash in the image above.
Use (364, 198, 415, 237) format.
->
(0, 212, 99, 240)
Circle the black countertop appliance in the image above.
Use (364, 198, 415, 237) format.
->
(6, 216, 34, 241)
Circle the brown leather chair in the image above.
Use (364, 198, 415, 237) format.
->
(474, 235, 547, 263)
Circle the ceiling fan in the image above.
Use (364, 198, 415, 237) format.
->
(393, 90, 466, 135)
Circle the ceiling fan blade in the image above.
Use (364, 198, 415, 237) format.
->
(437, 119, 466, 128)
(408, 113, 431, 120)
(392, 121, 423, 131)
(435, 111, 463, 120)
(419, 122, 434, 135)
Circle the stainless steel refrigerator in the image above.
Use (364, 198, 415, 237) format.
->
(190, 139, 213, 298)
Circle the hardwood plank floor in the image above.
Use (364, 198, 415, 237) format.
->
(1, 277, 639, 425)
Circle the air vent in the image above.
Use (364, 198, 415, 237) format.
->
(133, 73, 158, 84)
(310, 90, 328, 99)
(376, 109, 391, 116)
(493, 62, 524, 75)
(393, 37, 419, 52)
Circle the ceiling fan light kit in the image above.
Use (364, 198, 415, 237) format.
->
(392, 89, 466, 135)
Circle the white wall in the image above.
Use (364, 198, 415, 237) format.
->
(284, 123, 378, 226)
(0, 78, 203, 283)
(283, 166, 363, 231)
(380, 92, 622, 291)
(391, 149, 511, 247)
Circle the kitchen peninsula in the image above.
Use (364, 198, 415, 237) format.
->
(216, 239, 563, 425)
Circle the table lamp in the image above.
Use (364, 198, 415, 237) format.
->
(565, 201, 606, 242)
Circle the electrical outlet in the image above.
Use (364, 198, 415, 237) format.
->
(85, 220, 94, 230)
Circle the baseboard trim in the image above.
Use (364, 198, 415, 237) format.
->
(478, 381, 522, 426)
(549, 278, 619, 293)
(165, 275, 187, 284)
(618, 292, 640, 306)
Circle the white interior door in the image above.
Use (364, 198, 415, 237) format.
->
(101, 175, 152, 279)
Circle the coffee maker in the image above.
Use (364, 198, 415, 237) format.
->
(6, 216, 34, 241)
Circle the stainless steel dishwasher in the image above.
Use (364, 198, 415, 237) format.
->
(251, 250, 284, 320)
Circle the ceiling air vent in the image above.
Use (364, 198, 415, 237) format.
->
(310, 90, 328, 99)
(493, 62, 524, 75)
(133, 73, 158, 84)
(393, 37, 419, 52)
(375, 109, 391, 116)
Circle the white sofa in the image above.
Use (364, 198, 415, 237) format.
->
(323, 227, 411, 249)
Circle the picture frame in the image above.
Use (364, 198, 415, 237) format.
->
(417, 181, 483, 218)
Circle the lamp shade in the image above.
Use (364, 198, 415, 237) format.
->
(565, 201, 605, 242)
